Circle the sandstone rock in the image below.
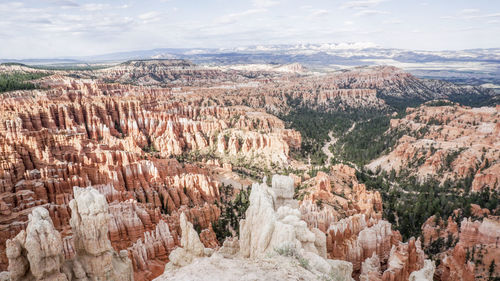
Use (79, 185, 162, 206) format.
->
(382, 237, 425, 281)
(359, 253, 382, 281)
(367, 104, 499, 191)
(165, 212, 212, 268)
(409, 260, 435, 281)
(68, 186, 134, 281)
(239, 175, 354, 280)
(6, 207, 67, 281)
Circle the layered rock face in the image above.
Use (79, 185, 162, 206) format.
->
(299, 165, 383, 233)
(382, 238, 425, 281)
(422, 215, 500, 281)
(295, 165, 436, 281)
(3, 187, 133, 281)
(1, 61, 494, 280)
(0, 72, 299, 276)
(297, 165, 395, 271)
(155, 175, 356, 281)
(6, 207, 67, 281)
(368, 104, 500, 191)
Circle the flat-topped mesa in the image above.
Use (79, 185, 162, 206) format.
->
(3, 187, 134, 281)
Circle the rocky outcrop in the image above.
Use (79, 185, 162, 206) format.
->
(367, 104, 499, 191)
(382, 238, 425, 281)
(67, 186, 133, 281)
(6, 207, 67, 281)
(359, 253, 382, 281)
(296, 165, 394, 275)
(165, 213, 213, 268)
(439, 243, 475, 281)
(421, 213, 500, 281)
(409, 260, 435, 281)
(0, 71, 303, 272)
(153, 254, 321, 281)
(154, 175, 357, 281)
(128, 220, 176, 278)
(299, 165, 383, 233)
(3, 187, 134, 281)
(239, 175, 354, 280)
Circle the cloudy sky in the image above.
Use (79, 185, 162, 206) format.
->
(0, 0, 499, 58)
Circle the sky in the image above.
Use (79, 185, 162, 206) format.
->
(0, 0, 499, 59)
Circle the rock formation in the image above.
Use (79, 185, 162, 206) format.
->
(1, 60, 497, 281)
(3, 187, 134, 281)
(155, 175, 356, 281)
(382, 238, 425, 281)
(6, 207, 67, 281)
(164, 212, 213, 268)
(409, 260, 435, 281)
(359, 253, 382, 281)
(66, 186, 134, 281)
(239, 175, 355, 280)
(296, 165, 399, 276)
(368, 104, 500, 191)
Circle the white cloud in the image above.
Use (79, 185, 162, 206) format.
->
(47, 0, 79, 8)
(82, 3, 110, 11)
(459, 9, 480, 15)
(442, 9, 500, 20)
(341, 0, 387, 10)
(138, 11, 163, 24)
(252, 0, 279, 8)
(311, 9, 329, 17)
(383, 19, 402, 24)
(215, 9, 267, 24)
(354, 9, 389, 17)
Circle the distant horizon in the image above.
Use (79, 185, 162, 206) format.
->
(1, 42, 500, 61)
(1, 0, 499, 59)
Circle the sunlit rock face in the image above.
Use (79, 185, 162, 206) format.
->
(0, 61, 495, 281)
(367, 104, 500, 191)
(4, 187, 133, 281)
(154, 175, 356, 281)
(6, 207, 67, 281)
(0, 72, 301, 278)
(296, 165, 395, 273)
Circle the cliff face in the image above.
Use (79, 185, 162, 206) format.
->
(155, 175, 356, 281)
(421, 213, 500, 281)
(0, 74, 300, 278)
(1, 61, 495, 281)
(295, 165, 434, 280)
(367, 104, 500, 191)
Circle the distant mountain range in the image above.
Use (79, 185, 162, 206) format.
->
(2, 43, 500, 86)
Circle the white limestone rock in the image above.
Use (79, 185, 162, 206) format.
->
(6, 207, 68, 281)
(239, 175, 354, 280)
(68, 186, 133, 281)
(409, 260, 435, 281)
(166, 212, 213, 268)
